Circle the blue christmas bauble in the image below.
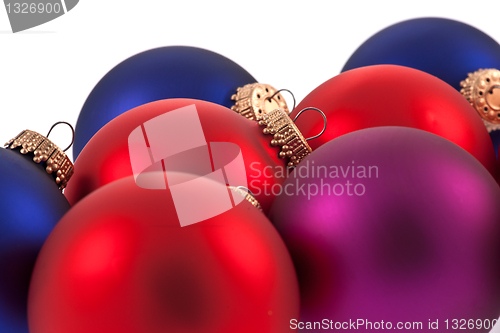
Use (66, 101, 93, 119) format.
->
(342, 17, 500, 91)
(342, 17, 500, 156)
(0, 147, 70, 333)
(492, 130, 500, 156)
(73, 46, 256, 159)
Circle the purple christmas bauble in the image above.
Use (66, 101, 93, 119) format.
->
(269, 127, 500, 331)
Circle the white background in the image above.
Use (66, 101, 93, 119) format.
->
(1, 1, 500, 161)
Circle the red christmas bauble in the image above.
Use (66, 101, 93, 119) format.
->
(65, 99, 287, 213)
(29, 174, 299, 333)
(292, 65, 498, 178)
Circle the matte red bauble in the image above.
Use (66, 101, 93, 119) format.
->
(65, 99, 287, 213)
(29, 174, 299, 333)
(292, 65, 498, 178)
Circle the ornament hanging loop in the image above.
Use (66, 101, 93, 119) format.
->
(46, 122, 75, 152)
(489, 84, 500, 94)
(236, 186, 256, 200)
(269, 89, 296, 113)
(293, 107, 327, 141)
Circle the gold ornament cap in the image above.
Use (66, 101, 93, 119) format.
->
(460, 68, 500, 132)
(228, 186, 263, 212)
(231, 83, 289, 121)
(4, 129, 74, 190)
(258, 108, 312, 168)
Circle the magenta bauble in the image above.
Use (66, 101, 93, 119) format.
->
(270, 126, 500, 331)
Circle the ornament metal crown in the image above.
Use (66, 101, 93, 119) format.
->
(231, 83, 289, 121)
(460, 68, 500, 132)
(258, 108, 312, 168)
(5, 129, 74, 190)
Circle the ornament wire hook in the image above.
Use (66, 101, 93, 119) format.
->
(293, 107, 327, 141)
(46, 121, 75, 152)
(489, 85, 500, 94)
(269, 89, 296, 113)
(236, 186, 257, 200)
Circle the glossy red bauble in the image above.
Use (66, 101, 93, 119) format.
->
(29, 174, 299, 333)
(292, 65, 498, 178)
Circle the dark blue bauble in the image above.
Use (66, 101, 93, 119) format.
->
(0, 147, 70, 333)
(491, 130, 500, 157)
(73, 46, 257, 159)
(342, 17, 500, 155)
(342, 18, 500, 91)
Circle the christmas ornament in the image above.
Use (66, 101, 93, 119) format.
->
(460, 69, 500, 129)
(231, 84, 292, 121)
(342, 18, 500, 91)
(259, 108, 311, 168)
(342, 17, 500, 153)
(5, 127, 74, 190)
(460, 69, 500, 155)
(258, 107, 326, 167)
(292, 65, 498, 179)
(0, 127, 72, 333)
(269, 126, 500, 331)
(493, 130, 500, 156)
(29, 173, 299, 333)
(65, 99, 292, 213)
(74, 46, 256, 159)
